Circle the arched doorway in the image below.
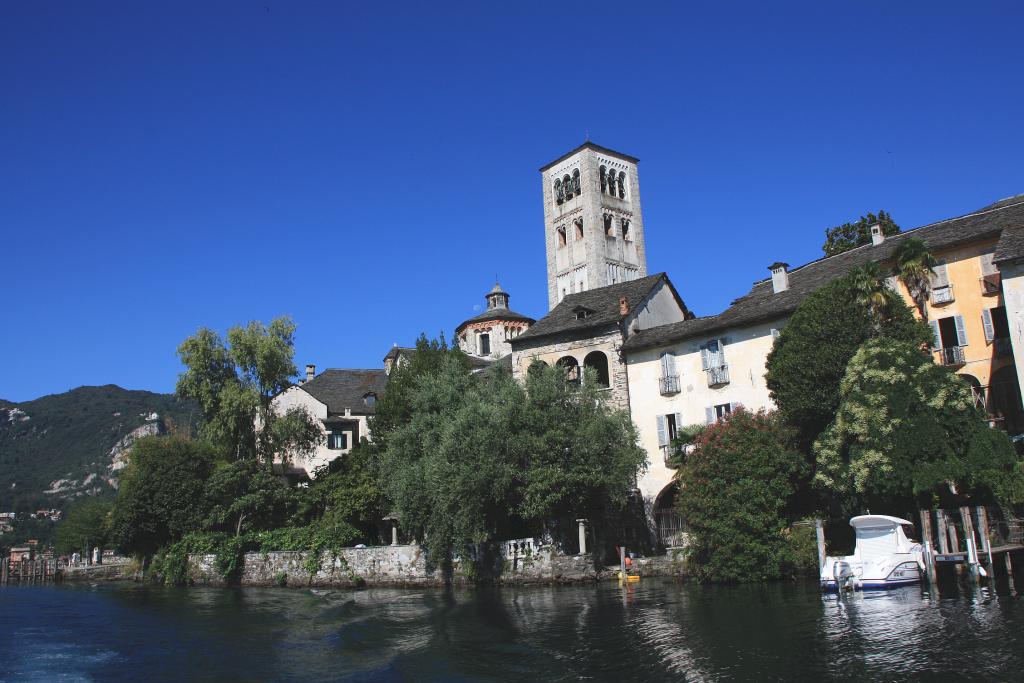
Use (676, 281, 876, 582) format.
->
(557, 356, 580, 386)
(959, 374, 986, 411)
(583, 351, 610, 388)
(653, 483, 685, 548)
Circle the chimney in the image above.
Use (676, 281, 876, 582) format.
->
(870, 223, 884, 246)
(619, 296, 629, 316)
(306, 364, 316, 382)
(769, 262, 790, 294)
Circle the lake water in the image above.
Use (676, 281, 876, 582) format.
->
(2, 578, 1023, 682)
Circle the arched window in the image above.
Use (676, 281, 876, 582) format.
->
(574, 218, 584, 241)
(563, 174, 573, 199)
(557, 356, 580, 386)
(617, 171, 626, 198)
(600, 165, 607, 193)
(554, 179, 564, 204)
(653, 483, 685, 547)
(557, 225, 566, 247)
(572, 169, 581, 195)
(960, 374, 985, 410)
(621, 219, 631, 241)
(583, 351, 610, 388)
(603, 213, 613, 236)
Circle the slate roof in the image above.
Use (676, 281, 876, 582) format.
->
(455, 307, 535, 334)
(513, 273, 682, 345)
(539, 141, 639, 172)
(300, 369, 387, 415)
(623, 195, 1024, 352)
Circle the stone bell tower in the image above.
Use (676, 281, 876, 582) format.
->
(540, 142, 649, 310)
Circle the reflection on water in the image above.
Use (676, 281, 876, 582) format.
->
(1, 579, 1023, 682)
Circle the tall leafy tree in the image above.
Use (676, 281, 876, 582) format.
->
(108, 436, 217, 560)
(822, 210, 900, 256)
(203, 460, 297, 536)
(176, 317, 321, 463)
(892, 237, 937, 320)
(815, 338, 1024, 514)
(676, 409, 810, 583)
(766, 274, 931, 449)
(54, 498, 113, 556)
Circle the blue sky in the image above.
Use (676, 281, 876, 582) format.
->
(2, 1, 1023, 402)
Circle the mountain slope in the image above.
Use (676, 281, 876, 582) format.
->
(0, 385, 198, 511)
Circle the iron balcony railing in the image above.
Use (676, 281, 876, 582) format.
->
(706, 364, 730, 387)
(931, 284, 955, 305)
(659, 374, 681, 395)
(939, 345, 966, 366)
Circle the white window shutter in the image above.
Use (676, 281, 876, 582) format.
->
(674, 413, 683, 432)
(929, 320, 942, 350)
(705, 406, 715, 424)
(700, 345, 710, 370)
(656, 415, 667, 447)
(982, 308, 995, 342)
(954, 315, 968, 347)
(932, 261, 949, 288)
(718, 338, 727, 364)
(730, 402, 743, 413)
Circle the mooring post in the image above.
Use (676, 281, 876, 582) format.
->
(920, 509, 937, 586)
(936, 510, 950, 554)
(815, 519, 826, 572)
(975, 506, 994, 569)
(1, 558, 7, 586)
(960, 506, 979, 582)
(1006, 552, 1017, 594)
(577, 519, 588, 556)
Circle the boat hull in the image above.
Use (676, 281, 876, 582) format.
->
(820, 560, 922, 592)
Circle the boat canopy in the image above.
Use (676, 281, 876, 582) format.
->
(850, 515, 914, 562)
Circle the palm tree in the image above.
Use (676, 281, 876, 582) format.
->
(850, 262, 896, 329)
(893, 238, 937, 320)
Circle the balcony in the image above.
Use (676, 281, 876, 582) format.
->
(931, 284, 955, 305)
(939, 345, 965, 366)
(659, 374, 681, 395)
(706, 364, 730, 387)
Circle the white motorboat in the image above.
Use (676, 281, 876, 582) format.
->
(820, 515, 924, 592)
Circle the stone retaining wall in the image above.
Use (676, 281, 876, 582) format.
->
(185, 541, 687, 588)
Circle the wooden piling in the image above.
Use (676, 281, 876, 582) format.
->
(960, 506, 979, 582)
(815, 519, 826, 572)
(976, 506, 994, 568)
(936, 510, 950, 554)
(920, 509, 937, 586)
(1, 558, 7, 586)
(1007, 552, 1017, 594)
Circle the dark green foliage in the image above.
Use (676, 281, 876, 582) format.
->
(677, 409, 809, 583)
(302, 443, 387, 544)
(766, 274, 931, 448)
(0, 385, 197, 512)
(822, 209, 900, 256)
(814, 338, 1024, 513)
(108, 436, 217, 559)
(54, 498, 113, 555)
(380, 354, 646, 571)
(203, 460, 298, 536)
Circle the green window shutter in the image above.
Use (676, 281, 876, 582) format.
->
(954, 315, 968, 347)
(929, 320, 942, 350)
(982, 308, 995, 342)
(656, 415, 667, 447)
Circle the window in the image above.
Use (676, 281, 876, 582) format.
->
(557, 356, 580, 386)
(363, 393, 376, 408)
(573, 306, 592, 320)
(478, 333, 491, 356)
(328, 432, 348, 450)
(656, 413, 682, 448)
(554, 179, 564, 205)
(659, 351, 680, 395)
(600, 165, 608, 193)
(563, 174, 574, 199)
(617, 171, 626, 198)
(705, 403, 734, 424)
(930, 315, 967, 365)
(557, 226, 566, 247)
(604, 214, 613, 237)
(574, 218, 584, 241)
(621, 219, 631, 241)
(572, 169, 581, 196)
(584, 351, 610, 388)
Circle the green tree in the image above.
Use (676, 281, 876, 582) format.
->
(109, 436, 217, 560)
(677, 409, 810, 583)
(766, 273, 931, 449)
(893, 237, 937, 320)
(203, 460, 297, 536)
(380, 356, 646, 573)
(176, 317, 322, 463)
(301, 442, 387, 544)
(814, 338, 1024, 513)
(54, 498, 113, 556)
(849, 262, 900, 329)
(822, 210, 900, 256)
